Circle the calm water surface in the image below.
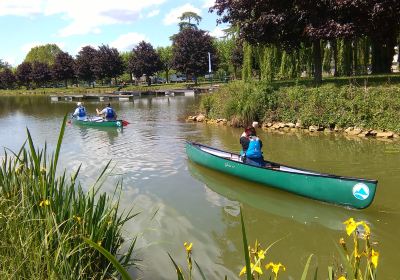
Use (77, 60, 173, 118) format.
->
(0, 95, 399, 279)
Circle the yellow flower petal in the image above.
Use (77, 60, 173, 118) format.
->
(338, 276, 347, 280)
(184, 242, 193, 252)
(253, 264, 263, 275)
(265, 262, 285, 276)
(258, 249, 266, 260)
(239, 266, 246, 276)
(343, 218, 357, 236)
(371, 249, 379, 268)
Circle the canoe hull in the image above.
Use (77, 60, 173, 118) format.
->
(72, 119, 124, 128)
(185, 142, 377, 209)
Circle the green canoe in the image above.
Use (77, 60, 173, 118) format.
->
(71, 118, 128, 128)
(186, 142, 377, 209)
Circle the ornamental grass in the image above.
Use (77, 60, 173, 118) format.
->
(0, 116, 138, 279)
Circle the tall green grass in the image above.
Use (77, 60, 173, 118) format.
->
(201, 80, 400, 132)
(0, 116, 138, 279)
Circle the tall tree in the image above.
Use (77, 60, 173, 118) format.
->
(178, 11, 202, 30)
(75, 46, 97, 87)
(31, 61, 51, 87)
(211, 0, 363, 83)
(0, 68, 16, 89)
(0, 59, 11, 70)
(172, 28, 218, 84)
(16, 62, 33, 88)
(128, 41, 162, 86)
(52, 51, 75, 88)
(92, 45, 124, 84)
(157, 46, 173, 83)
(24, 44, 62, 65)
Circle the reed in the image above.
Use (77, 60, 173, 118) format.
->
(0, 115, 138, 279)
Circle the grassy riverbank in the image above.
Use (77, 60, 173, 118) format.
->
(201, 74, 400, 133)
(0, 81, 220, 96)
(0, 117, 137, 279)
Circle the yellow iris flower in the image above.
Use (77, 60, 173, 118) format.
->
(371, 249, 379, 268)
(265, 262, 286, 277)
(39, 199, 50, 207)
(258, 249, 266, 260)
(338, 276, 347, 280)
(239, 263, 263, 276)
(343, 218, 370, 237)
(184, 242, 193, 253)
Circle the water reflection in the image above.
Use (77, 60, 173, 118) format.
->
(188, 161, 371, 231)
(1, 95, 400, 279)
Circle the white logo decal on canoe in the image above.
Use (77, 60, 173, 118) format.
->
(224, 162, 235, 168)
(116, 121, 121, 127)
(352, 183, 370, 200)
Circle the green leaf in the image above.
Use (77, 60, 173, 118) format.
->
(300, 254, 314, 280)
(83, 237, 132, 280)
(168, 253, 185, 280)
(240, 207, 252, 280)
(194, 260, 207, 280)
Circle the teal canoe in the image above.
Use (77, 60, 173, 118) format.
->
(71, 118, 128, 128)
(185, 142, 378, 209)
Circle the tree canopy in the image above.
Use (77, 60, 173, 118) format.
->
(172, 28, 218, 83)
(178, 11, 202, 30)
(75, 46, 97, 86)
(128, 41, 162, 85)
(92, 45, 124, 83)
(211, 0, 400, 80)
(24, 44, 61, 65)
(16, 62, 33, 88)
(52, 51, 75, 87)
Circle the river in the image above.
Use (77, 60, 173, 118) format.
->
(0, 95, 399, 279)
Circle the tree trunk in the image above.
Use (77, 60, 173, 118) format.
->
(371, 38, 395, 74)
(331, 40, 338, 77)
(64, 80, 68, 88)
(312, 40, 322, 84)
(166, 69, 170, 83)
(353, 40, 359, 75)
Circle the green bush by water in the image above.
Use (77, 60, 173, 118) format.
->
(201, 80, 400, 132)
(0, 116, 137, 279)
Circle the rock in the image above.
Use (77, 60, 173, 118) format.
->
(271, 123, 281, 130)
(334, 125, 341, 132)
(309, 125, 318, 132)
(368, 130, 378, 136)
(252, 121, 259, 128)
(295, 120, 302, 128)
(347, 128, 362, 136)
(196, 114, 205, 122)
(376, 132, 394, 138)
(345, 127, 354, 133)
(187, 115, 196, 121)
(287, 122, 296, 128)
(393, 133, 399, 138)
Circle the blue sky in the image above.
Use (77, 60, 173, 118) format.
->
(0, 0, 226, 66)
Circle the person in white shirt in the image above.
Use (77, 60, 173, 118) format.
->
(73, 102, 87, 120)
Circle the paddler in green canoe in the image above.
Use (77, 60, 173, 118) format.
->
(96, 103, 117, 121)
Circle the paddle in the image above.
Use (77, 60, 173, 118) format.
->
(122, 120, 130, 126)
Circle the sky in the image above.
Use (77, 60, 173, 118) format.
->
(0, 0, 227, 66)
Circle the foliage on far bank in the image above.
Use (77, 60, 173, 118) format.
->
(200, 78, 400, 132)
(0, 117, 137, 279)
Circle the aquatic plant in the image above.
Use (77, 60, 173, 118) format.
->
(0, 116, 138, 279)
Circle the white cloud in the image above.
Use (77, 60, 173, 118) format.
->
(147, 9, 160, 18)
(110, 32, 148, 51)
(0, 0, 166, 37)
(202, 0, 215, 9)
(209, 27, 225, 38)
(163, 3, 201, 26)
